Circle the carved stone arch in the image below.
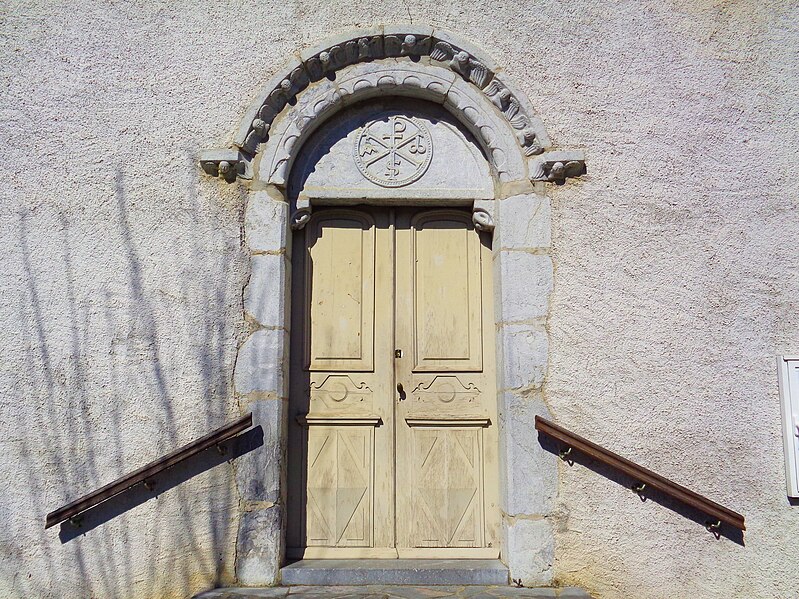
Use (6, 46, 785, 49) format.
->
(200, 26, 585, 187)
(203, 25, 585, 589)
(257, 60, 527, 187)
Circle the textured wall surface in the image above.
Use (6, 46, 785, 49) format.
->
(1, 1, 797, 598)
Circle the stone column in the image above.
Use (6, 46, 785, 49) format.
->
(232, 187, 290, 585)
(494, 190, 558, 586)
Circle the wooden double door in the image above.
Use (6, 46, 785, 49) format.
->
(287, 206, 499, 559)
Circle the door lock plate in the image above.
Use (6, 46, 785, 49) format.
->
(394, 349, 403, 358)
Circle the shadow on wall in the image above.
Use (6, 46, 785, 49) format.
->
(7, 159, 249, 597)
(537, 432, 745, 546)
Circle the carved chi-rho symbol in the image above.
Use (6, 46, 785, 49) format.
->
(354, 115, 433, 188)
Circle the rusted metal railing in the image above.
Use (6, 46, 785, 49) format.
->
(535, 416, 745, 531)
(45, 413, 253, 529)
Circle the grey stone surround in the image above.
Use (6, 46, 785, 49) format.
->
(200, 26, 585, 588)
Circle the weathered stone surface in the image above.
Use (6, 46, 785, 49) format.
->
(245, 191, 289, 253)
(495, 252, 552, 323)
(236, 505, 282, 586)
(281, 559, 509, 586)
(194, 585, 591, 598)
(497, 324, 548, 390)
(504, 519, 554, 588)
(234, 329, 287, 396)
(498, 393, 558, 516)
(196, 588, 288, 597)
(287, 97, 492, 202)
(234, 399, 284, 503)
(556, 589, 592, 599)
(443, 76, 526, 183)
(497, 194, 551, 250)
(244, 254, 288, 328)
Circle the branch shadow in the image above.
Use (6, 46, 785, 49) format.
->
(538, 432, 745, 546)
(10, 152, 248, 597)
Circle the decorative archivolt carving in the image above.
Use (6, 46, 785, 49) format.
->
(484, 79, 543, 156)
(199, 28, 554, 178)
(429, 41, 491, 88)
(384, 34, 431, 58)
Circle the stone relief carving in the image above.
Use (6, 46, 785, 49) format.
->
(290, 208, 312, 230)
(484, 79, 543, 156)
(198, 149, 247, 182)
(353, 115, 433, 187)
(530, 151, 586, 184)
(384, 34, 431, 58)
(429, 41, 492, 89)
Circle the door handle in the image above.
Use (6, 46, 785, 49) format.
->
(396, 382, 405, 401)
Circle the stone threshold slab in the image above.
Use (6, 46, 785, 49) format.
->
(281, 559, 509, 586)
(194, 584, 592, 598)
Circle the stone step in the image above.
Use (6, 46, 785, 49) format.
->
(195, 584, 592, 598)
(280, 559, 510, 586)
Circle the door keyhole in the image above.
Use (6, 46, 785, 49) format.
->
(396, 382, 406, 401)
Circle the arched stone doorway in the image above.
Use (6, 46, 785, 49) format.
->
(285, 99, 500, 559)
(199, 25, 585, 586)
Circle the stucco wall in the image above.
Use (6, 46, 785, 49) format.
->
(1, 1, 797, 598)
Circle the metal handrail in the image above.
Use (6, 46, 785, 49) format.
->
(45, 413, 253, 529)
(535, 416, 745, 531)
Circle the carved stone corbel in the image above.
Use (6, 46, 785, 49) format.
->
(290, 207, 312, 230)
(530, 151, 586, 184)
(472, 205, 495, 233)
(199, 149, 249, 182)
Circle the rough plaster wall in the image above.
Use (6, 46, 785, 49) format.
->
(0, 2, 250, 597)
(1, 1, 797, 598)
(542, 3, 799, 599)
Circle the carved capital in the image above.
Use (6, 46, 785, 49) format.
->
(199, 149, 249, 182)
(530, 151, 586, 184)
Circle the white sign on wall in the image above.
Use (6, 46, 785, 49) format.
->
(778, 356, 799, 498)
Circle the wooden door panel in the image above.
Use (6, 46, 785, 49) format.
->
(411, 213, 482, 372)
(291, 206, 498, 558)
(305, 211, 375, 372)
(304, 423, 375, 547)
(408, 424, 484, 548)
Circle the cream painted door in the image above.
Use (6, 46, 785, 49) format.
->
(394, 209, 499, 558)
(287, 207, 396, 558)
(287, 207, 498, 559)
